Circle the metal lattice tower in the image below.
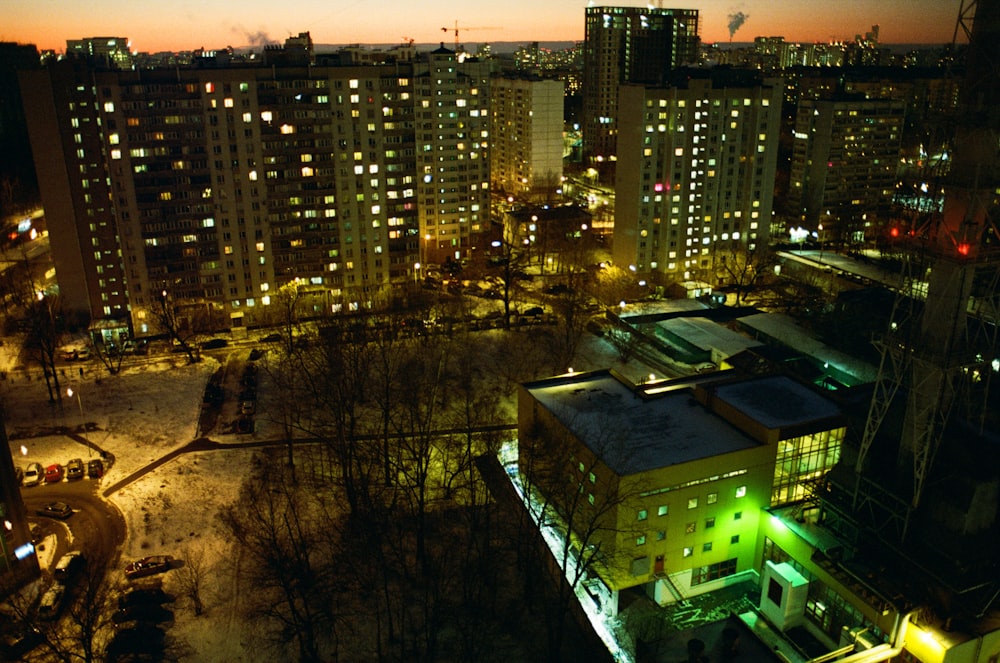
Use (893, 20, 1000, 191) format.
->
(854, 0, 1000, 540)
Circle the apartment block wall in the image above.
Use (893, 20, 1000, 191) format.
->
(788, 97, 905, 228)
(490, 76, 564, 203)
(612, 75, 782, 284)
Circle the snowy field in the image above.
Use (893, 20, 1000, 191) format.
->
(2, 326, 665, 660)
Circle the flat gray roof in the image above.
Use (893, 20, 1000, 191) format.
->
(524, 371, 760, 476)
(711, 375, 843, 430)
(656, 317, 763, 358)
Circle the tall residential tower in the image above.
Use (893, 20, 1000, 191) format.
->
(612, 70, 782, 285)
(582, 6, 699, 165)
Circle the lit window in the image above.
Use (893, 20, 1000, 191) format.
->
(636, 535, 646, 546)
(103, 101, 115, 113)
(280, 124, 294, 134)
(578, 462, 584, 473)
(685, 522, 696, 534)
(588, 472, 596, 484)
(735, 485, 747, 498)
(687, 497, 698, 509)
(588, 493, 594, 505)
(637, 510, 648, 521)
(255, 242, 264, 252)
(683, 547, 693, 557)
(656, 531, 665, 541)
(261, 111, 273, 122)
(657, 505, 668, 517)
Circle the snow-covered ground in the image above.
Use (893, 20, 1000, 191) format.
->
(2, 324, 665, 660)
(2, 350, 274, 660)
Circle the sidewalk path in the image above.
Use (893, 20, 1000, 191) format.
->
(101, 423, 518, 498)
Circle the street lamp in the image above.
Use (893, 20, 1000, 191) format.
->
(67, 387, 89, 457)
(818, 223, 825, 261)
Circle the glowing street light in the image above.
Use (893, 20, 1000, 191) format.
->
(67, 387, 90, 457)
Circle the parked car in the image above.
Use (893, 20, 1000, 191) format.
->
(75, 347, 91, 360)
(37, 585, 65, 620)
(118, 587, 173, 611)
(36, 501, 73, 520)
(260, 333, 282, 343)
(87, 458, 104, 478)
(44, 464, 64, 483)
(0, 622, 42, 659)
(235, 416, 254, 434)
(53, 551, 85, 582)
(124, 555, 172, 580)
(23, 462, 43, 487)
(65, 458, 84, 480)
(200, 338, 228, 350)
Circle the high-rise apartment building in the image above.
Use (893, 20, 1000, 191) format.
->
(490, 75, 564, 203)
(582, 6, 699, 164)
(65, 37, 133, 70)
(21, 45, 496, 338)
(788, 95, 905, 233)
(414, 47, 495, 264)
(612, 70, 782, 284)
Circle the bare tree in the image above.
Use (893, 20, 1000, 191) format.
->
(218, 472, 340, 663)
(176, 543, 209, 616)
(606, 325, 639, 363)
(714, 242, 778, 305)
(589, 264, 643, 309)
(518, 419, 645, 662)
(23, 291, 64, 403)
(150, 289, 199, 363)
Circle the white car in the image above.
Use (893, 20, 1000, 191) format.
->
(38, 585, 65, 620)
(22, 462, 42, 487)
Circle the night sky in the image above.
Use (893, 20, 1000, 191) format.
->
(5, 0, 960, 53)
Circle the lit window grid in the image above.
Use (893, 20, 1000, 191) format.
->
(770, 427, 844, 507)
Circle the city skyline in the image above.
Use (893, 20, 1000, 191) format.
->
(6, 0, 961, 54)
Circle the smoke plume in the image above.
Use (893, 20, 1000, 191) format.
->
(727, 12, 748, 40)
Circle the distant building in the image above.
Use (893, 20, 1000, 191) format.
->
(415, 46, 496, 264)
(20, 43, 496, 340)
(581, 6, 699, 165)
(788, 95, 905, 234)
(65, 37, 133, 70)
(517, 369, 845, 611)
(490, 75, 564, 203)
(612, 69, 782, 284)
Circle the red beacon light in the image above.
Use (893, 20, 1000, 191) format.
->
(890, 227, 899, 238)
(957, 242, 971, 257)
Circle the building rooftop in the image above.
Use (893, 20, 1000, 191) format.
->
(524, 370, 761, 476)
(711, 375, 844, 430)
(655, 317, 762, 359)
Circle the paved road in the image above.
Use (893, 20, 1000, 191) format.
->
(21, 473, 127, 573)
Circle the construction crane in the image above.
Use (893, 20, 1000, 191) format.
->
(441, 21, 502, 50)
